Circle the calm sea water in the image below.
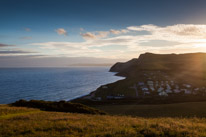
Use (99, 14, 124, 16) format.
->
(0, 67, 124, 104)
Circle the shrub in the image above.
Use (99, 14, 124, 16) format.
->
(11, 99, 106, 115)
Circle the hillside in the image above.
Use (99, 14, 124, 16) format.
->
(77, 52, 206, 102)
(1, 104, 206, 137)
(110, 52, 206, 80)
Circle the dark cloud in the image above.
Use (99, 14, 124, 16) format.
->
(0, 43, 14, 47)
(0, 50, 37, 54)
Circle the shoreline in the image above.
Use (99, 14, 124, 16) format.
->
(69, 71, 125, 102)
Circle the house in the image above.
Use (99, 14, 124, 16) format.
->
(96, 97, 102, 101)
(182, 89, 192, 94)
(150, 87, 155, 91)
(106, 96, 114, 99)
(107, 95, 125, 100)
(114, 96, 124, 99)
(174, 89, 181, 93)
(142, 87, 149, 91)
(144, 91, 150, 95)
(147, 81, 154, 85)
(138, 82, 144, 86)
(183, 84, 191, 88)
(166, 84, 171, 89)
(102, 86, 108, 89)
(175, 85, 179, 89)
(159, 91, 168, 96)
(193, 88, 199, 94)
(158, 87, 164, 92)
(166, 89, 172, 93)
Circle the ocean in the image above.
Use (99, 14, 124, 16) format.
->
(0, 67, 124, 104)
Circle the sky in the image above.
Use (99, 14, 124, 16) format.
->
(1, 0, 206, 67)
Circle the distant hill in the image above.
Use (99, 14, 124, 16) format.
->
(80, 52, 206, 102)
(110, 52, 206, 79)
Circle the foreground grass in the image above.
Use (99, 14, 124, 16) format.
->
(1, 105, 206, 136)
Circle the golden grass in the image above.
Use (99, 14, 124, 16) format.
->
(1, 105, 206, 137)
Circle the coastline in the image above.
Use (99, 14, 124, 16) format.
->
(70, 72, 125, 102)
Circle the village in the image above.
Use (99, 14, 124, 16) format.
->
(88, 71, 206, 101)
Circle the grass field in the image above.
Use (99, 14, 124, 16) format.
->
(1, 104, 206, 136)
(94, 101, 206, 117)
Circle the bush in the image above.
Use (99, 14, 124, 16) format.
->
(11, 99, 106, 115)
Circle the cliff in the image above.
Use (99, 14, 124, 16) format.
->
(110, 52, 206, 79)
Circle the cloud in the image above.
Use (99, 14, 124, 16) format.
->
(0, 43, 14, 47)
(25, 28, 31, 32)
(110, 29, 129, 34)
(80, 28, 84, 31)
(81, 29, 128, 40)
(0, 50, 38, 54)
(97, 31, 110, 38)
(80, 31, 109, 40)
(139, 40, 181, 47)
(31, 24, 206, 59)
(80, 32, 96, 39)
(110, 29, 121, 34)
(127, 24, 206, 42)
(55, 28, 67, 36)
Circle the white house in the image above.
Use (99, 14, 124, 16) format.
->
(142, 87, 149, 91)
(144, 91, 150, 95)
(158, 87, 164, 92)
(183, 84, 191, 88)
(150, 87, 155, 91)
(159, 91, 168, 96)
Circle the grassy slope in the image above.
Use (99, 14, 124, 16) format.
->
(1, 105, 206, 136)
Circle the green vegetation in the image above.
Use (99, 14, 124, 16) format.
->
(11, 100, 106, 115)
(1, 105, 206, 137)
